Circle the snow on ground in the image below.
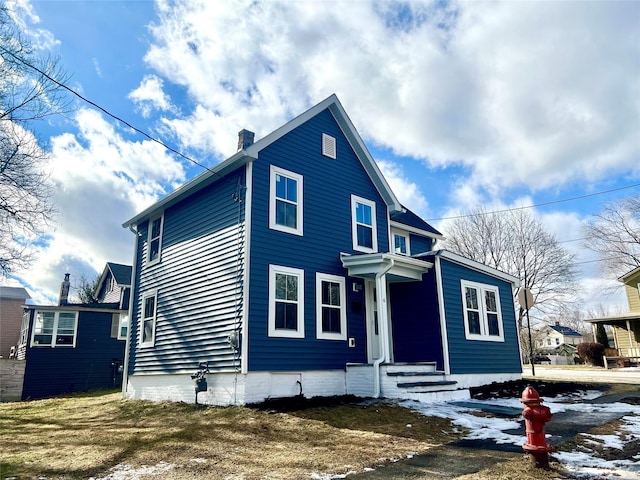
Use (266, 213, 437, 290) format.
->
(405, 390, 640, 480)
(83, 390, 640, 480)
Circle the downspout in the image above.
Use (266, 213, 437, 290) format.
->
(122, 223, 141, 398)
(434, 256, 451, 375)
(373, 257, 394, 398)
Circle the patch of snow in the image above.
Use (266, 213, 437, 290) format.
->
(404, 390, 640, 480)
(88, 462, 175, 480)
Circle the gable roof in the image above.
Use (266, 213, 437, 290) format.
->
(107, 262, 132, 285)
(619, 266, 640, 283)
(95, 262, 132, 297)
(416, 250, 520, 286)
(123, 94, 401, 228)
(390, 206, 443, 239)
(548, 325, 582, 337)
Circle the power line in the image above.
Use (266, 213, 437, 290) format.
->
(428, 183, 640, 222)
(0, 45, 217, 175)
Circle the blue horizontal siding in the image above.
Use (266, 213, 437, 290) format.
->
(22, 309, 125, 400)
(439, 259, 522, 374)
(409, 234, 434, 256)
(129, 168, 246, 375)
(389, 270, 444, 370)
(247, 108, 385, 371)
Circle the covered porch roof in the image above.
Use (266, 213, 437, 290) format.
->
(585, 312, 640, 327)
(340, 252, 433, 282)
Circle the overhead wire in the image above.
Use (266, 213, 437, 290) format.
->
(4, 45, 639, 225)
(0, 45, 217, 175)
(427, 183, 640, 222)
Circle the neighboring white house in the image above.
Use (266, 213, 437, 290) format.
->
(537, 322, 583, 349)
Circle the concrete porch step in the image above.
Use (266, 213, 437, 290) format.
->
(397, 380, 458, 388)
(386, 371, 446, 377)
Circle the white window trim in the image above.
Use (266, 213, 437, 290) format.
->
(315, 273, 347, 341)
(30, 310, 78, 348)
(322, 133, 336, 159)
(391, 229, 410, 255)
(147, 213, 164, 265)
(351, 195, 378, 253)
(268, 265, 305, 338)
(460, 280, 504, 342)
(269, 165, 304, 236)
(118, 314, 129, 341)
(140, 291, 158, 347)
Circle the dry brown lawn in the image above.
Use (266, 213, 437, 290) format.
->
(0, 390, 458, 479)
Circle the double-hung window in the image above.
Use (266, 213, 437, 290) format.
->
(392, 231, 409, 255)
(351, 195, 377, 253)
(461, 280, 504, 342)
(118, 314, 129, 340)
(316, 273, 347, 340)
(140, 291, 157, 347)
(268, 265, 304, 338)
(148, 214, 164, 264)
(31, 311, 78, 347)
(269, 166, 303, 236)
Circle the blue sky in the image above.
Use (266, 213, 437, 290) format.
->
(3, 0, 639, 313)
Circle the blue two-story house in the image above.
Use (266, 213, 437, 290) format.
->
(121, 95, 522, 406)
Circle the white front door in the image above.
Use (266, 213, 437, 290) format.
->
(365, 279, 381, 362)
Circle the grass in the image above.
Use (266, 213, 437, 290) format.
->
(0, 390, 459, 480)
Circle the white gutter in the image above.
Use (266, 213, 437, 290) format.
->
(373, 258, 394, 398)
(121, 224, 140, 398)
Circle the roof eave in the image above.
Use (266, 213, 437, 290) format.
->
(122, 151, 255, 228)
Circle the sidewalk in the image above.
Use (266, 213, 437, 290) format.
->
(522, 365, 640, 384)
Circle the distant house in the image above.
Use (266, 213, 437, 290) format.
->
(586, 266, 640, 363)
(537, 322, 583, 349)
(13, 273, 128, 400)
(121, 94, 523, 406)
(94, 262, 132, 310)
(0, 286, 31, 359)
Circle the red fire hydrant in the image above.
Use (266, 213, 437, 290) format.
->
(520, 385, 553, 468)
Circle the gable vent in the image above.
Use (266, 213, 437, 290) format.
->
(322, 133, 336, 159)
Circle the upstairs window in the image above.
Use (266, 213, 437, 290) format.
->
(351, 195, 377, 253)
(316, 273, 347, 340)
(461, 280, 504, 342)
(268, 265, 304, 338)
(393, 232, 409, 255)
(141, 291, 157, 347)
(31, 311, 78, 347)
(118, 314, 129, 340)
(148, 214, 164, 264)
(269, 166, 303, 236)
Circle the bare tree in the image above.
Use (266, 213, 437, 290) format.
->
(582, 195, 640, 279)
(75, 273, 101, 304)
(0, 2, 71, 275)
(443, 208, 579, 327)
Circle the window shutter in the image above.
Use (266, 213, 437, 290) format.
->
(110, 314, 119, 338)
(322, 134, 336, 159)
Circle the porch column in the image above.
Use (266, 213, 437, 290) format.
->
(375, 271, 391, 363)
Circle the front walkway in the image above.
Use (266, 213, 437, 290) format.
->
(522, 365, 640, 384)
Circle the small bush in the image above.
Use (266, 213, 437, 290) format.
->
(577, 342, 605, 367)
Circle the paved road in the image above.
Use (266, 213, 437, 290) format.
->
(522, 366, 640, 384)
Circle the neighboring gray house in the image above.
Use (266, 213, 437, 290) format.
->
(0, 286, 31, 358)
(95, 262, 132, 311)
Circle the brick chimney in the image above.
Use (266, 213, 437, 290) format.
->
(58, 273, 70, 306)
(237, 129, 255, 151)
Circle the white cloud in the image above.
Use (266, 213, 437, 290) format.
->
(377, 160, 429, 218)
(141, 0, 638, 197)
(128, 75, 176, 118)
(8, 108, 186, 302)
